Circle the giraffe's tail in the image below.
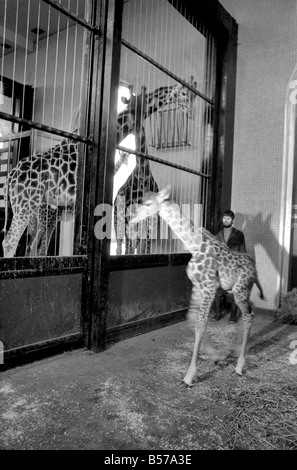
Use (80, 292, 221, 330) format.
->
(255, 276, 265, 300)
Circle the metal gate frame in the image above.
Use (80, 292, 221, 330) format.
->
(86, 0, 238, 351)
(0, 0, 103, 368)
(0, 0, 238, 366)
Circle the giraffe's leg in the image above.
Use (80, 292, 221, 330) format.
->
(229, 296, 239, 323)
(125, 232, 139, 254)
(115, 218, 124, 255)
(182, 283, 216, 386)
(139, 215, 157, 254)
(28, 206, 58, 257)
(2, 213, 30, 258)
(27, 208, 47, 257)
(26, 215, 38, 257)
(114, 199, 125, 255)
(183, 321, 207, 387)
(125, 216, 139, 254)
(116, 241, 123, 255)
(232, 288, 254, 376)
(137, 219, 150, 254)
(36, 207, 59, 256)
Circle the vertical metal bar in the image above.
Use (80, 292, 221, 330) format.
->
(85, 0, 124, 351)
(11, 0, 18, 121)
(0, 0, 7, 83)
(73, 0, 94, 255)
(32, 0, 41, 132)
(58, 0, 70, 254)
(48, 3, 62, 254)
(202, 28, 211, 228)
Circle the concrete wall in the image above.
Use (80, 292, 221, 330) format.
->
(220, 0, 297, 309)
(3, 25, 85, 152)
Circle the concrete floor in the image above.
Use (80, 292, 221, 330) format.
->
(0, 309, 296, 450)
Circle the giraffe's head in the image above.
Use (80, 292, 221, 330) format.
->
(167, 76, 197, 116)
(130, 186, 171, 223)
(135, 77, 197, 119)
(117, 87, 148, 135)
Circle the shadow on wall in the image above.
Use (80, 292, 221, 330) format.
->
(213, 211, 278, 308)
(237, 212, 286, 309)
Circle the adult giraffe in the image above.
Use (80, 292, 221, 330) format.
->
(1, 100, 144, 258)
(114, 77, 197, 254)
(2, 77, 196, 258)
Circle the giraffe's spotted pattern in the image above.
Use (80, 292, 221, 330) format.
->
(2, 79, 196, 258)
(114, 79, 197, 255)
(3, 142, 78, 258)
(2, 99, 143, 258)
(130, 187, 264, 382)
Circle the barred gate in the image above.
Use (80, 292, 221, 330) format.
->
(105, 0, 237, 341)
(0, 0, 100, 366)
(0, 0, 237, 364)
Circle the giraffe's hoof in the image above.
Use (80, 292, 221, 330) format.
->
(233, 369, 243, 377)
(179, 380, 193, 388)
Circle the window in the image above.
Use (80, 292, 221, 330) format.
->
(112, 0, 218, 256)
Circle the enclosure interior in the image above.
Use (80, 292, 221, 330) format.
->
(0, 0, 91, 355)
(0, 0, 228, 357)
(107, 0, 220, 330)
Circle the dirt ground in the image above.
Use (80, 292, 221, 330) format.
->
(0, 309, 297, 450)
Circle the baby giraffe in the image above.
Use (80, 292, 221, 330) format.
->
(130, 186, 264, 386)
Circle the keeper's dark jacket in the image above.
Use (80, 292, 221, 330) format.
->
(215, 227, 246, 252)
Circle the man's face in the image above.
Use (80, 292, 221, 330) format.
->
(222, 215, 233, 228)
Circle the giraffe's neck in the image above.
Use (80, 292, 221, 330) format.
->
(118, 112, 150, 179)
(115, 85, 184, 187)
(143, 86, 176, 118)
(116, 111, 134, 144)
(158, 201, 202, 254)
(135, 125, 148, 169)
(116, 84, 185, 145)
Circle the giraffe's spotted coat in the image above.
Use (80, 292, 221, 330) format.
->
(130, 187, 264, 384)
(2, 101, 142, 257)
(2, 142, 78, 258)
(114, 80, 197, 255)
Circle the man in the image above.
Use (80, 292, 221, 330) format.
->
(212, 210, 246, 323)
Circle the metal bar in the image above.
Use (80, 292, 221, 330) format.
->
(86, 0, 124, 352)
(0, 111, 91, 144)
(0, 255, 88, 279)
(5, 333, 83, 356)
(0, 147, 11, 154)
(0, 130, 32, 142)
(3, 333, 83, 369)
(73, 1, 94, 256)
(108, 253, 191, 270)
(41, 0, 100, 34)
(116, 144, 211, 179)
(121, 38, 214, 105)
